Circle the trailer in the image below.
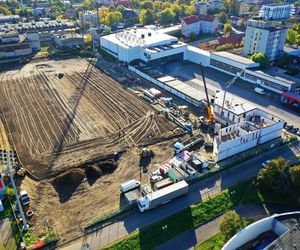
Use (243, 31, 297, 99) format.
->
(153, 178, 174, 191)
(137, 181, 189, 212)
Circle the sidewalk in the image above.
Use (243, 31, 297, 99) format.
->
(0, 218, 17, 250)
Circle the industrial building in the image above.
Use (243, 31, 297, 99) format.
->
(0, 14, 20, 24)
(0, 31, 40, 60)
(213, 91, 284, 161)
(243, 20, 287, 61)
(79, 11, 99, 30)
(259, 3, 295, 20)
(222, 212, 300, 250)
(100, 27, 188, 63)
(54, 33, 84, 48)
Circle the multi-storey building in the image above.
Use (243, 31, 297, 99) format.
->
(259, 3, 295, 20)
(243, 20, 287, 61)
(194, 2, 208, 15)
(79, 11, 99, 30)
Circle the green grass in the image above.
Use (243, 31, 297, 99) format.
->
(195, 233, 224, 250)
(0, 198, 13, 219)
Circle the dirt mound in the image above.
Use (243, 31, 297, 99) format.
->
(52, 168, 85, 188)
(97, 160, 118, 174)
(85, 165, 103, 179)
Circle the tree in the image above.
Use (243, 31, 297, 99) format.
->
(84, 33, 92, 46)
(159, 8, 175, 26)
(290, 165, 300, 191)
(153, 1, 162, 11)
(219, 12, 227, 24)
(286, 29, 298, 46)
(171, 3, 182, 22)
(99, 6, 109, 23)
(189, 32, 198, 41)
(181, 4, 196, 17)
(140, 9, 154, 25)
(278, 54, 292, 68)
(256, 157, 293, 193)
(0, 5, 12, 15)
(251, 52, 270, 68)
(224, 0, 239, 15)
(140, 1, 153, 10)
(224, 21, 232, 34)
(220, 211, 245, 241)
(162, 2, 172, 10)
(105, 11, 122, 26)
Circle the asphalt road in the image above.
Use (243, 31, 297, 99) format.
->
(58, 143, 300, 250)
(163, 62, 300, 128)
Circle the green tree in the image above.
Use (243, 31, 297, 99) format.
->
(181, 4, 196, 16)
(219, 11, 227, 24)
(140, 1, 153, 10)
(162, 1, 172, 10)
(251, 52, 270, 68)
(224, 21, 232, 34)
(153, 1, 162, 11)
(82, 0, 96, 9)
(286, 29, 298, 46)
(159, 8, 175, 25)
(256, 157, 293, 193)
(105, 11, 122, 26)
(0, 5, 12, 15)
(290, 165, 300, 191)
(171, 3, 182, 22)
(220, 211, 245, 241)
(224, 0, 239, 15)
(189, 32, 198, 41)
(140, 9, 154, 25)
(278, 54, 292, 68)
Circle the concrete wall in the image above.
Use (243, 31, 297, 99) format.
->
(184, 46, 210, 66)
(142, 45, 187, 62)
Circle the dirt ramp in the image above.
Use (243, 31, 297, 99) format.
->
(52, 168, 85, 202)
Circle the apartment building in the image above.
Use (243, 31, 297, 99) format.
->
(79, 11, 98, 30)
(243, 20, 287, 61)
(259, 3, 295, 20)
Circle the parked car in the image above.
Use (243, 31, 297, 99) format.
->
(254, 87, 266, 95)
(150, 175, 163, 183)
(20, 190, 30, 206)
(285, 124, 293, 131)
(261, 160, 271, 168)
(297, 130, 300, 136)
(290, 127, 299, 134)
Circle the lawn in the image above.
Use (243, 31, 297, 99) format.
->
(195, 233, 224, 250)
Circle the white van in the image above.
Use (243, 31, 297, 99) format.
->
(254, 87, 265, 95)
(120, 180, 140, 193)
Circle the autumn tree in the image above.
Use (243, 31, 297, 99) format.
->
(140, 9, 154, 25)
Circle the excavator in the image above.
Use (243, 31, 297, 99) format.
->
(199, 64, 215, 125)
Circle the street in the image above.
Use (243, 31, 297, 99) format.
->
(163, 62, 300, 128)
(57, 143, 300, 250)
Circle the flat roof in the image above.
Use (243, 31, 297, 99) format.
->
(211, 51, 257, 65)
(214, 91, 255, 115)
(102, 28, 178, 49)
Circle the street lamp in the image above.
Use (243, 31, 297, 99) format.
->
(162, 225, 168, 241)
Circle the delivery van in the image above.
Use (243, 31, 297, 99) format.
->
(254, 87, 266, 95)
(120, 180, 140, 193)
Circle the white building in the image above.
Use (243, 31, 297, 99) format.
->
(100, 28, 187, 63)
(259, 4, 295, 20)
(181, 14, 219, 37)
(243, 20, 287, 61)
(213, 91, 284, 161)
(79, 11, 98, 30)
(208, 0, 225, 11)
(223, 212, 300, 250)
(181, 15, 200, 37)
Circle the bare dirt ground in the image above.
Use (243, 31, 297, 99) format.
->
(0, 58, 185, 242)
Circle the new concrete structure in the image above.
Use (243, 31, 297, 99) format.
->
(79, 11, 99, 30)
(243, 20, 287, 61)
(100, 28, 187, 63)
(259, 3, 295, 20)
(54, 33, 84, 48)
(223, 212, 300, 250)
(213, 91, 284, 161)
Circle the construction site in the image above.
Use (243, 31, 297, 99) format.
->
(0, 58, 189, 242)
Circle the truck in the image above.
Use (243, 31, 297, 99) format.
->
(120, 180, 140, 193)
(137, 180, 189, 212)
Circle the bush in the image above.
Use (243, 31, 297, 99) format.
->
(251, 53, 270, 68)
(5, 187, 15, 198)
(189, 32, 198, 42)
(215, 44, 234, 51)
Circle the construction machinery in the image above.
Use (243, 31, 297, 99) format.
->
(199, 64, 215, 124)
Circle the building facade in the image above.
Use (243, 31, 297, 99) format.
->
(243, 20, 287, 61)
(199, 14, 219, 34)
(194, 2, 208, 15)
(79, 11, 98, 30)
(54, 33, 84, 48)
(259, 4, 295, 20)
(181, 15, 200, 37)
